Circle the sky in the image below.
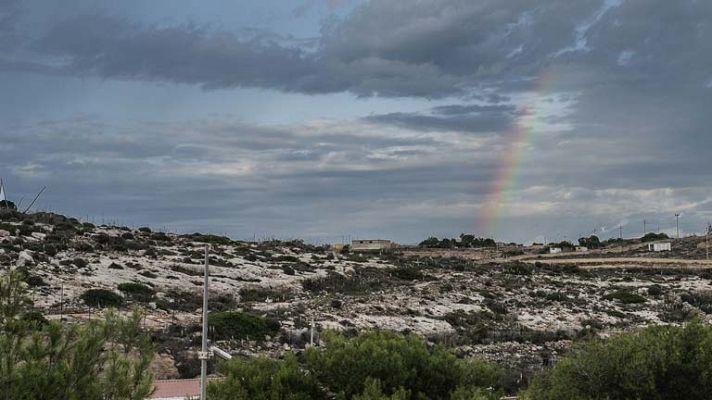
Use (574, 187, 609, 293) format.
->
(1, 0, 711, 244)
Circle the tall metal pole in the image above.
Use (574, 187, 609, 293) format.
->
(675, 214, 680, 239)
(60, 281, 64, 321)
(200, 244, 210, 400)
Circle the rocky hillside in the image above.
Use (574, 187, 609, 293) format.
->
(3, 209, 712, 386)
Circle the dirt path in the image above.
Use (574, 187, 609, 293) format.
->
(520, 257, 712, 268)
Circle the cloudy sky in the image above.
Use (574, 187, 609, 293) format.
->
(1, 0, 711, 244)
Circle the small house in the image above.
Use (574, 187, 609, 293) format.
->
(575, 246, 588, 252)
(648, 242, 672, 252)
(549, 247, 563, 254)
(351, 239, 393, 251)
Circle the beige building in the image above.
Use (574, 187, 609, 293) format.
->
(351, 239, 393, 251)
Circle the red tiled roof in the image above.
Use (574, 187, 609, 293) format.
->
(150, 379, 201, 399)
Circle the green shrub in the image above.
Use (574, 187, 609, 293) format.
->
(302, 269, 388, 295)
(80, 289, 124, 308)
(185, 233, 232, 245)
(117, 282, 155, 302)
(648, 284, 663, 296)
(390, 267, 426, 281)
(305, 330, 502, 399)
(680, 291, 712, 314)
(208, 354, 326, 400)
(522, 321, 712, 400)
(603, 290, 647, 304)
(208, 311, 279, 340)
(503, 263, 533, 276)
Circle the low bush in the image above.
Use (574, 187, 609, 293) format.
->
(503, 263, 533, 276)
(208, 311, 279, 341)
(390, 267, 426, 281)
(80, 289, 124, 308)
(603, 290, 647, 304)
(302, 269, 389, 295)
(680, 291, 712, 314)
(305, 330, 503, 399)
(117, 282, 155, 302)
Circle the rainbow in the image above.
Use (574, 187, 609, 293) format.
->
(477, 70, 554, 237)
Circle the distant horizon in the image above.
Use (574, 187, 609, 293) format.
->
(2, 195, 703, 247)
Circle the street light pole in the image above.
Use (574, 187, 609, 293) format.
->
(675, 213, 680, 239)
(200, 245, 210, 400)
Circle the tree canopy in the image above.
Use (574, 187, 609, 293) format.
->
(0, 271, 154, 400)
(419, 234, 496, 249)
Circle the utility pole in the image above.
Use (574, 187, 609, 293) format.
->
(643, 220, 647, 236)
(60, 281, 64, 321)
(200, 245, 210, 400)
(619, 226, 623, 252)
(706, 223, 710, 260)
(675, 213, 681, 239)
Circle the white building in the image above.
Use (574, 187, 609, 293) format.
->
(549, 247, 563, 254)
(575, 246, 588, 252)
(648, 242, 672, 252)
(351, 239, 393, 251)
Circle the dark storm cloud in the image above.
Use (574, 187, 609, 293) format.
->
(3, 0, 710, 98)
(35, 15, 317, 91)
(2, 0, 712, 242)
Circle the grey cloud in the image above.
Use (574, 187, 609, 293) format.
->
(365, 102, 516, 133)
(4, 0, 710, 99)
(35, 14, 318, 91)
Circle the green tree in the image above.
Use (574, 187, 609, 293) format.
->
(522, 321, 712, 400)
(419, 237, 441, 248)
(352, 378, 409, 400)
(208, 354, 326, 400)
(578, 235, 601, 249)
(0, 271, 154, 400)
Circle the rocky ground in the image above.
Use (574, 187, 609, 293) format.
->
(2, 209, 712, 387)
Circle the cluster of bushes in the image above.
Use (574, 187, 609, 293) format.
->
(680, 290, 712, 314)
(155, 289, 235, 312)
(419, 234, 496, 249)
(390, 266, 428, 281)
(502, 262, 533, 276)
(208, 311, 280, 341)
(182, 233, 233, 245)
(93, 233, 150, 252)
(302, 269, 389, 295)
(523, 321, 712, 399)
(603, 289, 647, 304)
(209, 330, 503, 400)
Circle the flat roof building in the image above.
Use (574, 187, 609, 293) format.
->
(351, 239, 393, 251)
(648, 242, 672, 252)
